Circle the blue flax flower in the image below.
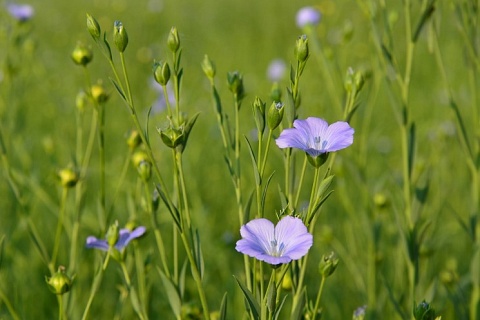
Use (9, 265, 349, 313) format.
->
(6, 3, 34, 22)
(235, 216, 313, 265)
(276, 117, 354, 157)
(86, 226, 146, 251)
(296, 7, 321, 28)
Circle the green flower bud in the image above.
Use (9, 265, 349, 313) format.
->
(167, 27, 180, 53)
(132, 150, 149, 168)
(413, 300, 437, 320)
(227, 71, 244, 99)
(270, 82, 282, 102)
(267, 101, 284, 130)
(76, 90, 88, 112)
(354, 71, 365, 93)
(46, 266, 72, 295)
(344, 68, 354, 93)
(113, 20, 128, 53)
(71, 42, 93, 66)
(126, 130, 142, 150)
(91, 83, 109, 104)
(295, 35, 309, 62)
(159, 126, 184, 149)
(106, 221, 119, 247)
(153, 61, 171, 86)
(252, 97, 266, 134)
(319, 251, 339, 277)
(137, 160, 152, 181)
(86, 13, 101, 41)
(58, 168, 79, 188)
(201, 55, 216, 79)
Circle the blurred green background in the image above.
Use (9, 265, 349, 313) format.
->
(0, 0, 477, 318)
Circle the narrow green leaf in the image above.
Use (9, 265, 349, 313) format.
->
(243, 189, 255, 224)
(408, 123, 416, 178)
(179, 259, 188, 299)
(27, 219, 50, 266)
(261, 172, 275, 215)
(290, 288, 306, 320)
(308, 190, 334, 225)
(213, 87, 223, 118)
(219, 292, 228, 320)
(155, 185, 181, 231)
(193, 228, 205, 279)
(412, 0, 436, 43)
(244, 136, 261, 185)
(274, 295, 288, 320)
(158, 268, 182, 318)
(315, 175, 334, 200)
(234, 276, 260, 320)
(450, 99, 473, 160)
(110, 77, 127, 102)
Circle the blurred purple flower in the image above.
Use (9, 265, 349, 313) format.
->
(86, 226, 146, 251)
(276, 117, 354, 157)
(296, 6, 321, 28)
(235, 216, 313, 265)
(6, 3, 34, 22)
(353, 305, 367, 319)
(267, 59, 286, 82)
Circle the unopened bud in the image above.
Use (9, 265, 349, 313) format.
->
(91, 83, 109, 104)
(201, 55, 216, 79)
(295, 35, 309, 63)
(319, 252, 339, 277)
(106, 221, 119, 247)
(167, 27, 180, 53)
(252, 97, 266, 134)
(153, 61, 171, 86)
(413, 300, 437, 320)
(267, 101, 284, 130)
(113, 20, 128, 53)
(126, 130, 142, 150)
(46, 266, 72, 295)
(86, 13, 101, 41)
(71, 42, 93, 66)
(58, 168, 79, 188)
(227, 71, 244, 99)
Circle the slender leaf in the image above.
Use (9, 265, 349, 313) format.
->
(158, 268, 182, 318)
(244, 136, 261, 185)
(110, 77, 127, 102)
(261, 171, 275, 215)
(234, 276, 260, 320)
(290, 287, 306, 320)
(219, 292, 228, 320)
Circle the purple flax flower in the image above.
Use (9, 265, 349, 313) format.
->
(235, 216, 313, 265)
(86, 226, 146, 251)
(267, 59, 287, 82)
(6, 3, 34, 22)
(276, 117, 354, 157)
(296, 7, 321, 28)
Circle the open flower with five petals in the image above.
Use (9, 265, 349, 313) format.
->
(86, 226, 146, 252)
(235, 216, 313, 265)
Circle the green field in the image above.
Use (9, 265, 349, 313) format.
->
(0, 0, 478, 319)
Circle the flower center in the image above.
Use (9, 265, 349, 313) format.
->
(269, 239, 286, 257)
(312, 136, 328, 151)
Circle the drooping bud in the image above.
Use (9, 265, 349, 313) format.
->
(153, 61, 171, 86)
(267, 101, 284, 130)
(46, 266, 73, 295)
(201, 55, 216, 80)
(113, 20, 128, 53)
(86, 13, 101, 41)
(295, 35, 309, 63)
(319, 251, 339, 277)
(58, 168, 79, 188)
(252, 97, 266, 135)
(167, 27, 180, 53)
(71, 42, 93, 66)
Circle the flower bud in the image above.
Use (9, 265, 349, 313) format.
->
(106, 221, 119, 247)
(46, 266, 72, 295)
(319, 252, 339, 277)
(58, 168, 79, 188)
(270, 82, 282, 102)
(113, 20, 128, 53)
(227, 71, 244, 99)
(167, 27, 180, 53)
(126, 130, 142, 150)
(91, 83, 109, 104)
(71, 42, 93, 66)
(86, 13, 101, 41)
(132, 150, 149, 168)
(201, 55, 216, 79)
(76, 90, 88, 112)
(153, 61, 171, 86)
(413, 300, 437, 320)
(267, 101, 284, 130)
(137, 160, 152, 181)
(252, 97, 266, 134)
(295, 35, 309, 63)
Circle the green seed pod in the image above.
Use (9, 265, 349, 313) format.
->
(46, 266, 72, 295)
(58, 168, 79, 188)
(71, 42, 93, 66)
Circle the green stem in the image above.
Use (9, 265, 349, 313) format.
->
(81, 264, 105, 320)
(312, 276, 327, 320)
(51, 187, 69, 271)
(0, 286, 20, 320)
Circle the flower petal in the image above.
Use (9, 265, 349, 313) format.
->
(323, 121, 354, 152)
(115, 226, 146, 250)
(86, 236, 109, 251)
(274, 216, 313, 260)
(236, 218, 275, 259)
